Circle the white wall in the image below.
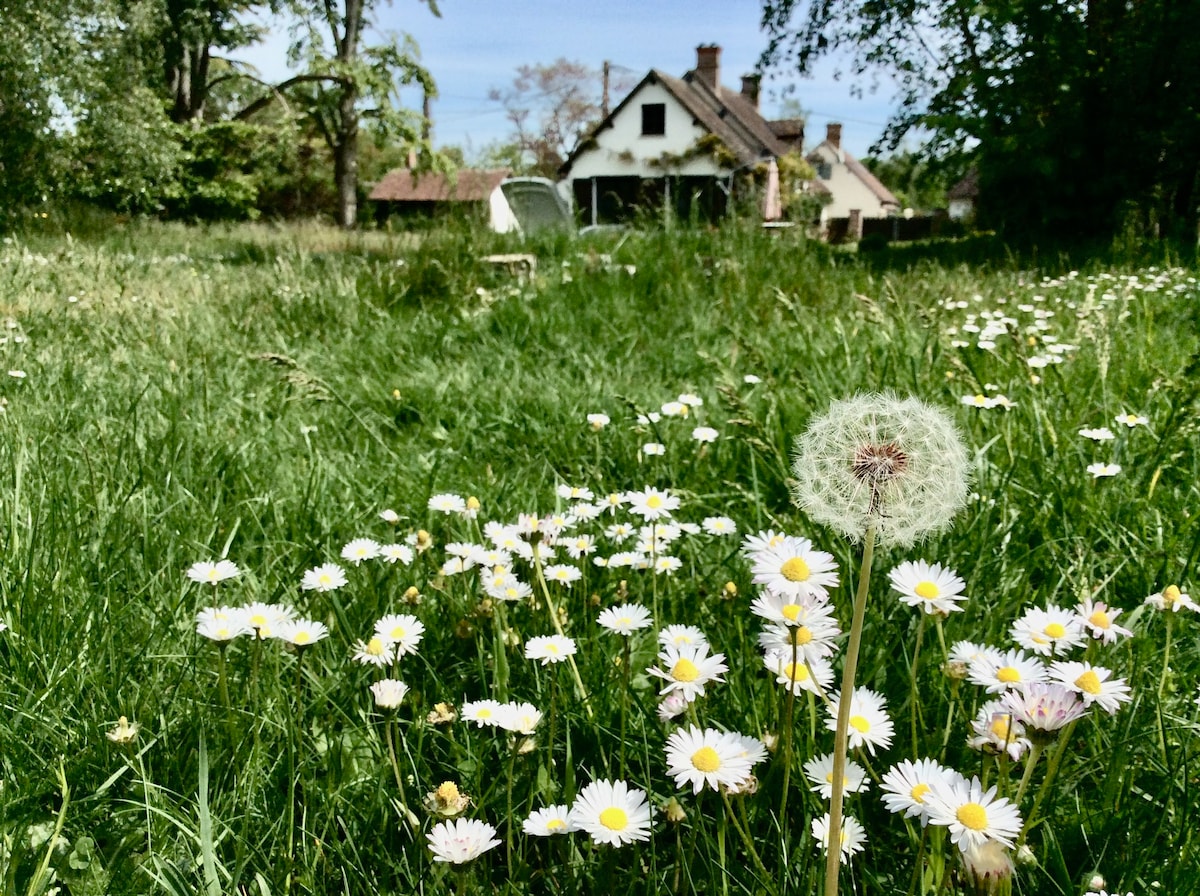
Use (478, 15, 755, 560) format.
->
(488, 187, 519, 233)
(567, 80, 726, 180)
(810, 144, 893, 221)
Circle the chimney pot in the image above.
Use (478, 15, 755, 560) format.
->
(695, 44, 722, 89)
(826, 122, 843, 150)
(740, 74, 761, 109)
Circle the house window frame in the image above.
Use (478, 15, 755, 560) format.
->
(641, 103, 666, 137)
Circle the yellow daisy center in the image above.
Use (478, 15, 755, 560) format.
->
(318, 574, 332, 585)
(911, 783, 931, 803)
(781, 604, 802, 621)
(366, 637, 385, 656)
(248, 613, 268, 627)
(215, 626, 230, 638)
(1088, 610, 1111, 629)
(996, 666, 1021, 683)
(1164, 585, 1181, 604)
(692, 746, 721, 773)
(477, 708, 492, 719)
(957, 802, 989, 831)
(646, 495, 663, 509)
(671, 659, 700, 682)
(1043, 622, 1066, 638)
(990, 717, 1013, 739)
(599, 807, 628, 831)
(293, 631, 312, 645)
(546, 644, 559, 654)
(546, 818, 566, 831)
(783, 662, 809, 682)
(389, 625, 407, 640)
(780, 557, 811, 582)
(791, 626, 813, 646)
(436, 782, 460, 801)
(206, 569, 219, 581)
(849, 715, 870, 733)
(915, 581, 940, 600)
(1075, 670, 1102, 694)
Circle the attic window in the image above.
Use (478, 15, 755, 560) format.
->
(816, 162, 832, 180)
(641, 103, 666, 136)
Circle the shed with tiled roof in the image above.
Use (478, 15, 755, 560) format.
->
(369, 168, 518, 231)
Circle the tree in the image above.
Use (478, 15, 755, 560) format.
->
(759, 0, 1200, 242)
(488, 59, 637, 177)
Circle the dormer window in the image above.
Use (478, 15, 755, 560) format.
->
(641, 103, 666, 136)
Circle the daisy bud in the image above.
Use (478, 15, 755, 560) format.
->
(1088, 875, 1107, 892)
(662, 797, 687, 824)
(961, 841, 1014, 896)
(722, 581, 738, 599)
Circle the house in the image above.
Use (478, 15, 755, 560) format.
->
(947, 169, 979, 221)
(559, 45, 813, 226)
(369, 167, 518, 231)
(806, 123, 900, 232)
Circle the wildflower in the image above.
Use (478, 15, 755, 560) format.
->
(744, 374, 762, 384)
(664, 726, 759, 794)
(1000, 682, 1088, 738)
(925, 775, 1023, 852)
(461, 699, 504, 727)
(961, 394, 993, 408)
(379, 543, 414, 565)
(702, 516, 737, 536)
(966, 649, 1048, 694)
(243, 602, 295, 639)
(825, 687, 894, 755)
(961, 841, 1016, 896)
(755, 609, 840, 664)
(624, 486, 680, 521)
(1114, 412, 1148, 428)
(495, 701, 542, 734)
(811, 812, 866, 862)
(426, 702, 457, 725)
(1010, 605, 1087, 656)
(427, 818, 501, 864)
(741, 529, 787, 554)
(1075, 597, 1133, 643)
(653, 555, 682, 575)
(277, 618, 329, 648)
(1048, 661, 1132, 714)
(657, 691, 690, 721)
(379, 508, 400, 524)
(107, 716, 140, 745)
(186, 560, 241, 585)
(657, 624, 708, 650)
(351, 636, 394, 667)
(570, 779, 653, 846)
(678, 393, 704, 407)
(763, 650, 834, 697)
(428, 493, 467, 514)
(888, 560, 967, 614)
(642, 442, 666, 456)
(749, 536, 839, 600)
(1079, 427, 1115, 441)
(195, 606, 252, 642)
(300, 563, 347, 593)
(803, 752, 870, 800)
(374, 614, 425, 656)
(880, 758, 959, 824)
(596, 603, 653, 635)
(1144, 584, 1197, 613)
(370, 678, 409, 709)
(523, 805, 577, 836)
(967, 703, 1031, 761)
(564, 534, 596, 558)
(587, 413, 610, 430)
(340, 538, 380, 565)
(661, 400, 688, 417)
(692, 426, 719, 443)
(425, 781, 471, 818)
(792, 393, 970, 548)
(648, 643, 728, 701)
(524, 634, 577, 665)
(1087, 462, 1122, 478)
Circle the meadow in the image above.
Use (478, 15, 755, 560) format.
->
(0, 217, 1196, 896)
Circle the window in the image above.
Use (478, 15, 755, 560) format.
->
(816, 162, 832, 180)
(641, 103, 666, 136)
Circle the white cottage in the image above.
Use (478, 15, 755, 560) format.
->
(806, 123, 900, 226)
(560, 45, 808, 226)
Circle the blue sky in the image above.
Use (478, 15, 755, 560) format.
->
(235, 0, 903, 160)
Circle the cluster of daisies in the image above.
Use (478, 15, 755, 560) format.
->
(585, 391, 725, 454)
(189, 561, 331, 647)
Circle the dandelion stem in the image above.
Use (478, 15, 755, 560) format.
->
(910, 613, 927, 757)
(824, 523, 877, 896)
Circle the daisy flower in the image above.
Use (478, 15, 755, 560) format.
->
(702, 516, 737, 536)
(596, 604, 653, 635)
(1075, 597, 1133, 643)
(1048, 661, 1132, 714)
(1000, 682, 1088, 735)
(374, 614, 425, 656)
(888, 560, 967, 614)
(657, 691, 690, 721)
(300, 563, 347, 593)
(186, 560, 241, 585)
(523, 805, 577, 836)
(740, 529, 787, 555)
(691, 426, 719, 443)
(1079, 427, 1115, 441)
(966, 648, 1047, 694)
(586, 413, 610, 430)
(657, 624, 709, 649)
(811, 813, 866, 862)
(340, 538, 380, 565)
(556, 484, 595, 502)
(489, 579, 533, 602)
(925, 776, 1023, 852)
(379, 508, 400, 524)
(763, 650, 834, 697)
(379, 543, 414, 565)
(648, 643, 728, 701)
(195, 606, 252, 642)
(427, 818, 501, 864)
(825, 688, 894, 755)
(564, 535, 596, 559)
(544, 564, 583, 586)
(750, 536, 839, 600)
(1010, 604, 1086, 656)
(524, 634, 577, 665)
(880, 758, 959, 824)
(678, 393, 704, 407)
(949, 640, 1003, 668)
(755, 610, 840, 663)
(243, 602, 295, 639)
(1114, 412, 1148, 428)
(428, 493, 467, 514)
(1087, 462, 1122, 478)
(653, 555, 682, 575)
(664, 726, 758, 794)
(661, 400, 688, 417)
(624, 486, 680, 521)
(370, 678, 409, 709)
(1144, 584, 1197, 613)
(276, 618, 329, 648)
(351, 635, 394, 667)
(967, 702, 1031, 761)
(803, 752, 869, 800)
(642, 442, 666, 456)
(495, 701, 543, 734)
(570, 779, 653, 846)
(743, 374, 762, 384)
(460, 699, 504, 727)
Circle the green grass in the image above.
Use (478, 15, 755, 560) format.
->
(0, 218, 1197, 895)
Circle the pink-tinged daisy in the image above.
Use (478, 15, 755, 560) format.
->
(596, 603, 653, 635)
(624, 486, 680, 520)
(523, 805, 577, 836)
(524, 634, 577, 665)
(1075, 596, 1133, 643)
(803, 752, 870, 800)
(888, 560, 967, 614)
(664, 726, 758, 794)
(966, 702, 1031, 761)
(966, 648, 1047, 694)
(648, 643, 728, 701)
(1048, 661, 1132, 714)
(370, 678, 409, 710)
(570, 779, 653, 846)
(1144, 584, 1197, 613)
(186, 560, 241, 585)
(426, 818, 501, 864)
(340, 538, 380, 565)
(1010, 604, 1087, 656)
(825, 687, 894, 755)
(300, 563, 347, 593)
(763, 650, 834, 697)
(750, 535, 839, 601)
(925, 776, 1023, 852)
(1000, 682, 1088, 736)
(811, 813, 866, 863)
(374, 613, 425, 656)
(880, 758, 960, 824)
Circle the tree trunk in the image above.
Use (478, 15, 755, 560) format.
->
(335, 84, 358, 228)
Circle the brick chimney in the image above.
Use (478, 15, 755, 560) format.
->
(695, 44, 721, 89)
(740, 74, 761, 109)
(826, 122, 843, 150)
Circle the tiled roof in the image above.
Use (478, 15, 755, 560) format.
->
(947, 168, 979, 200)
(808, 143, 900, 207)
(369, 168, 511, 202)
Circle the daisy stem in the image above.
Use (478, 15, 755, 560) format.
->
(1157, 614, 1173, 759)
(532, 551, 593, 719)
(1012, 740, 1044, 808)
(721, 791, 777, 896)
(779, 639, 799, 829)
(384, 715, 414, 830)
(619, 637, 631, 778)
(910, 614, 927, 757)
(216, 644, 231, 710)
(546, 668, 559, 771)
(824, 523, 877, 896)
(905, 821, 928, 896)
(506, 741, 518, 879)
(1018, 720, 1078, 848)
